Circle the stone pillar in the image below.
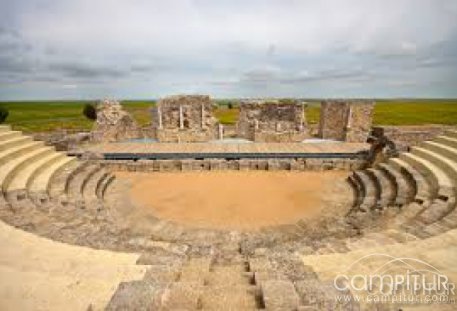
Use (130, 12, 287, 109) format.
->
(319, 100, 374, 142)
(346, 106, 352, 130)
(179, 105, 184, 129)
(201, 104, 205, 128)
(218, 124, 224, 140)
(158, 106, 163, 129)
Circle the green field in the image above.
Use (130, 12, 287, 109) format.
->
(0, 99, 456, 132)
(0, 101, 153, 132)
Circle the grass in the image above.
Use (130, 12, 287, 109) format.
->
(373, 100, 457, 125)
(0, 99, 456, 132)
(214, 107, 239, 125)
(0, 101, 154, 132)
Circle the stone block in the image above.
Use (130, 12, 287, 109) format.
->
(160, 282, 203, 310)
(152, 95, 219, 142)
(237, 99, 309, 142)
(91, 99, 141, 143)
(319, 100, 374, 143)
(262, 280, 300, 310)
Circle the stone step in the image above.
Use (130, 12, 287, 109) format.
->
(435, 136, 457, 149)
(444, 129, 457, 139)
(366, 168, 395, 208)
(0, 135, 33, 152)
(248, 257, 273, 273)
(62, 161, 91, 196)
(353, 170, 378, 210)
(106, 281, 203, 311)
(412, 146, 457, 190)
(0, 141, 44, 164)
(0, 146, 55, 193)
(142, 266, 180, 283)
(98, 174, 115, 199)
(0, 124, 11, 132)
(6, 152, 65, 193)
(66, 164, 101, 199)
(200, 285, 259, 310)
(161, 282, 202, 310)
(413, 198, 454, 226)
(376, 163, 413, 206)
(179, 258, 212, 284)
(105, 281, 163, 311)
(400, 152, 455, 200)
(388, 157, 432, 203)
(393, 201, 426, 225)
(421, 141, 457, 162)
(346, 176, 360, 208)
(47, 161, 84, 198)
(206, 266, 252, 286)
(261, 280, 300, 310)
(0, 130, 22, 141)
(0, 219, 146, 311)
(83, 168, 109, 203)
(382, 228, 419, 243)
(28, 156, 77, 194)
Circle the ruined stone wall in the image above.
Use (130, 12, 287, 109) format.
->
(152, 95, 219, 142)
(101, 157, 367, 172)
(319, 100, 374, 142)
(91, 99, 141, 143)
(236, 100, 309, 142)
(379, 125, 453, 151)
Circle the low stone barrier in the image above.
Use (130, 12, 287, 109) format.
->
(100, 157, 367, 172)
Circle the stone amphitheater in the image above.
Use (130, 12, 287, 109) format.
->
(0, 99, 457, 310)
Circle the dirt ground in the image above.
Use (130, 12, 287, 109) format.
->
(116, 170, 352, 230)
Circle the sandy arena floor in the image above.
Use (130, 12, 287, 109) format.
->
(116, 170, 352, 230)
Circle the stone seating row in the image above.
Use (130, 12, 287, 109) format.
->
(0, 125, 116, 212)
(348, 130, 457, 239)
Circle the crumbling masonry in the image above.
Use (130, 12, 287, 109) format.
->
(152, 95, 220, 142)
(318, 100, 374, 143)
(91, 99, 141, 143)
(236, 100, 309, 142)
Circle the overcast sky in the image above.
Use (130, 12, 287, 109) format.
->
(1, 0, 457, 100)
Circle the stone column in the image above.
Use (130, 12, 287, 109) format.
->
(201, 104, 205, 128)
(179, 105, 184, 129)
(218, 124, 224, 140)
(157, 106, 163, 129)
(346, 106, 353, 130)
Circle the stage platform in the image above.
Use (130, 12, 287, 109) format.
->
(75, 141, 370, 160)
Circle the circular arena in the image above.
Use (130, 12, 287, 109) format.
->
(0, 97, 456, 310)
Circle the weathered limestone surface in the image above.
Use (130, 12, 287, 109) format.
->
(152, 95, 219, 142)
(91, 99, 141, 143)
(237, 100, 309, 142)
(319, 100, 374, 142)
(101, 158, 366, 172)
(379, 125, 452, 151)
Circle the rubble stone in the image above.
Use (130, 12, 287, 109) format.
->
(319, 100, 374, 142)
(151, 95, 219, 142)
(91, 99, 141, 143)
(237, 100, 309, 142)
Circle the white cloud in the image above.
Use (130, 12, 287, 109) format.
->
(0, 0, 457, 99)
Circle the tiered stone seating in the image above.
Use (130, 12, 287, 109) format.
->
(0, 127, 117, 212)
(107, 248, 353, 310)
(302, 227, 457, 311)
(348, 130, 457, 241)
(0, 211, 147, 310)
(0, 123, 456, 309)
